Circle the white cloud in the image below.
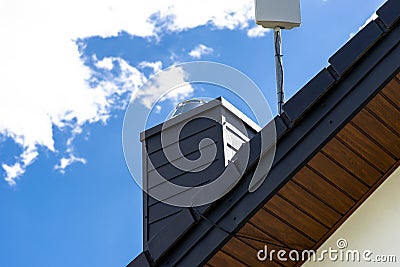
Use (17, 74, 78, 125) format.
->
(0, 52, 146, 185)
(94, 57, 147, 108)
(0, 0, 259, 184)
(349, 13, 378, 38)
(137, 66, 194, 109)
(55, 155, 87, 174)
(2, 163, 24, 186)
(151, 0, 254, 32)
(2, 146, 39, 185)
(247, 26, 271, 38)
(189, 44, 214, 59)
(138, 61, 163, 74)
(95, 57, 115, 71)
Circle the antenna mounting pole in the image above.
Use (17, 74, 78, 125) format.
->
(274, 27, 284, 115)
(254, 0, 301, 115)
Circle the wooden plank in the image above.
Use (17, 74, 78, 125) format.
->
(207, 250, 248, 267)
(351, 109, 400, 159)
(264, 195, 329, 241)
(381, 78, 400, 108)
(292, 167, 355, 215)
(222, 237, 282, 267)
(250, 208, 314, 250)
(322, 138, 381, 186)
(238, 232, 297, 267)
(278, 181, 341, 228)
(308, 152, 369, 199)
(238, 222, 285, 248)
(366, 93, 400, 134)
(294, 160, 400, 267)
(336, 123, 396, 172)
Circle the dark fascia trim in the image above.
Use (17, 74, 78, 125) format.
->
(283, 68, 337, 124)
(153, 20, 400, 267)
(127, 251, 153, 267)
(328, 19, 386, 77)
(377, 0, 400, 29)
(283, 0, 399, 125)
(283, 17, 389, 124)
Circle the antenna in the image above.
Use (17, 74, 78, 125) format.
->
(255, 0, 301, 115)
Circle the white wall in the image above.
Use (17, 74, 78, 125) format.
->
(303, 166, 400, 266)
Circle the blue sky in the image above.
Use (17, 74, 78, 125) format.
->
(0, 0, 386, 266)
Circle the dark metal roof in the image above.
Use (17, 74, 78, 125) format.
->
(127, 0, 400, 266)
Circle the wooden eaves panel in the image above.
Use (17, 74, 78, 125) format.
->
(207, 73, 400, 267)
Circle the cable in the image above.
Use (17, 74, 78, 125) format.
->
(274, 27, 284, 115)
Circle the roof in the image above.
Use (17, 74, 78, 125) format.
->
(128, 0, 400, 266)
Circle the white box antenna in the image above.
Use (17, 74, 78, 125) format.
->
(255, 0, 301, 29)
(255, 0, 301, 115)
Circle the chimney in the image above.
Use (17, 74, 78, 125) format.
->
(139, 97, 260, 262)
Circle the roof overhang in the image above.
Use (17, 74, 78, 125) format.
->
(127, 0, 400, 266)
